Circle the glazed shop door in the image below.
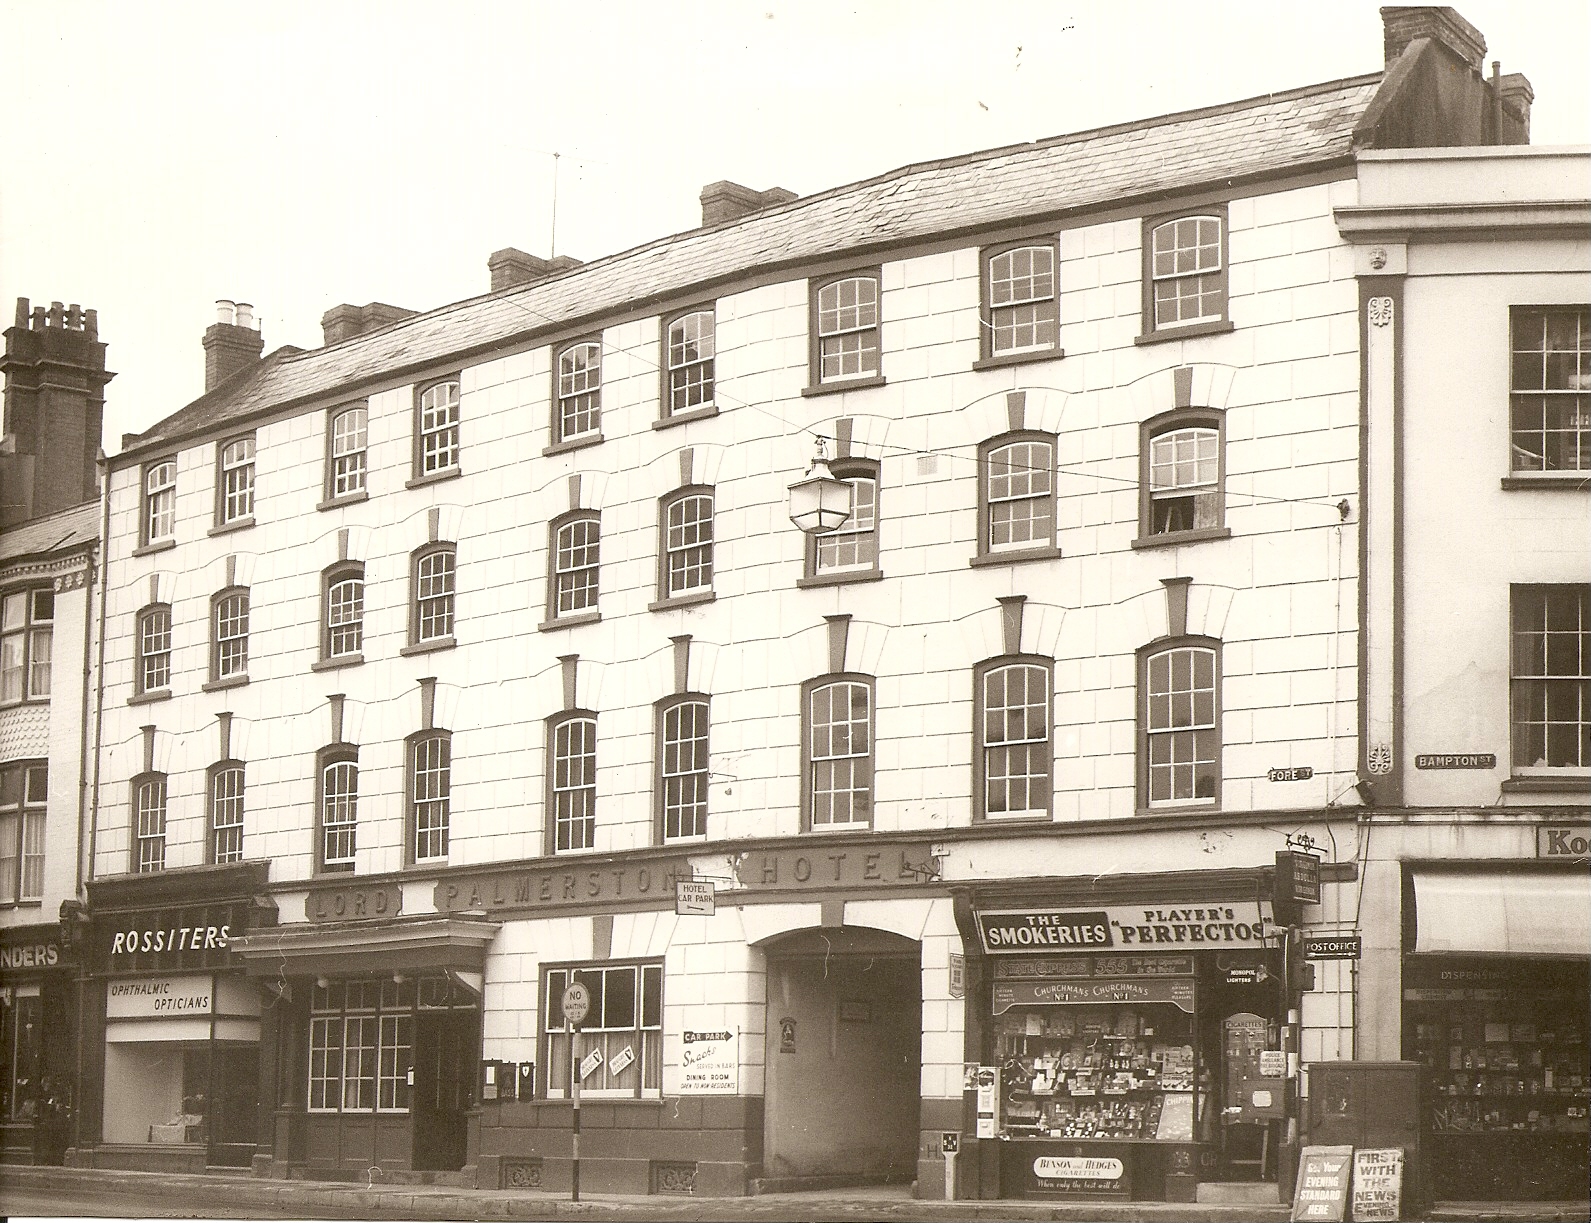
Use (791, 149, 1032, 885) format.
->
(411, 1011, 473, 1171)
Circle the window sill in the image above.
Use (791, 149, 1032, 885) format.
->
(405, 467, 462, 491)
(316, 862, 356, 875)
(1142, 800, 1219, 814)
(1500, 475, 1590, 491)
(133, 539, 176, 558)
(311, 655, 364, 672)
(202, 675, 249, 693)
(208, 516, 255, 537)
(538, 611, 602, 632)
(1131, 526, 1233, 550)
(796, 569, 885, 589)
(969, 545, 1062, 569)
(653, 405, 719, 430)
(976, 812, 1052, 824)
(648, 590, 717, 613)
(800, 375, 887, 398)
(542, 434, 603, 458)
(1500, 775, 1590, 794)
(1134, 319, 1235, 346)
(317, 490, 371, 512)
(400, 636, 457, 657)
(972, 347, 1064, 373)
(127, 689, 172, 706)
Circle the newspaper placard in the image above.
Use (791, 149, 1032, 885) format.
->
(1350, 1147, 1404, 1222)
(1291, 1145, 1354, 1221)
(681, 1029, 737, 1093)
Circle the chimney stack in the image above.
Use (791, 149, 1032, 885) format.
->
(1, 296, 112, 525)
(699, 181, 798, 227)
(203, 298, 264, 392)
(1381, 6, 1486, 72)
(1497, 73, 1535, 142)
(487, 248, 583, 292)
(321, 301, 419, 347)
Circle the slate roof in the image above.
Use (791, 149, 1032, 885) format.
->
(123, 72, 1383, 458)
(0, 499, 99, 561)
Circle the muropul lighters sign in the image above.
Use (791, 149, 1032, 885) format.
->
(976, 903, 1274, 953)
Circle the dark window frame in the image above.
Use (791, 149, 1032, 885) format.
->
(546, 710, 598, 855)
(140, 456, 178, 548)
(213, 433, 257, 529)
(209, 586, 250, 685)
(207, 759, 245, 865)
(408, 543, 457, 650)
(806, 269, 884, 391)
(1138, 204, 1233, 343)
(307, 978, 418, 1114)
(972, 655, 1055, 822)
(541, 960, 663, 1099)
(661, 306, 717, 421)
(0, 585, 54, 704)
(1134, 408, 1231, 547)
(323, 402, 370, 506)
(546, 509, 601, 623)
(974, 431, 1059, 563)
(1507, 305, 1590, 479)
(654, 485, 715, 607)
(1509, 584, 1591, 776)
(800, 672, 876, 832)
(411, 376, 462, 483)
(0, 759, 47, 905)
(131, 771, 168, 874)
(134, 603, 173, 697)
(551, 339, 603, 450)
(655, 693, 710, 843)
(1137, 635, 1223, 811)
(406, 729, 452, 866)
(320, 562, 366, 665)
(978, 238, 1060, 366)
(802, 459, 881, 584)
(315, 744, 359, 874)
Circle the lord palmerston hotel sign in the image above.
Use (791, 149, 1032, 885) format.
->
(977, 902, 1275, 953)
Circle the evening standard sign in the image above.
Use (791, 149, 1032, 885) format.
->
(681, 1029, 737, 1093)
(977, 903, 1273, 954)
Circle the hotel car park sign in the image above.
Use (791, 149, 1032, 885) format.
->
(976, 902, 1275, 954)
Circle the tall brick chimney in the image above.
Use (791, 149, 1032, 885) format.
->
(0, 298, 112, 526)
(203, 299, 264, 391)
(321, 301, 419, 347)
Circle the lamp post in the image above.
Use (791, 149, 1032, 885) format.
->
(787, 438, 853, 533)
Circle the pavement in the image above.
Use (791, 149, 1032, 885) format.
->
(0, 1163, 1586, 1222)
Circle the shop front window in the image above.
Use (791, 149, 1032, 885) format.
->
(0, 992, 41, 1120)
(543, 962, 662, 1099)
(309, 979, 414, 1113)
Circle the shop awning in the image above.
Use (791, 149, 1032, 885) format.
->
(226, 916, 500, 978)
(1411, 870, 1590, 958)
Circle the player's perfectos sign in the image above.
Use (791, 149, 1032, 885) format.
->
(681, 1029, 738, 1093)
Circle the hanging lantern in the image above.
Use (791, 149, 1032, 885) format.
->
(787, 438, 853, 534)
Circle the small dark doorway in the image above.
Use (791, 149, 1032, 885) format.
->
(762, 926, 921, 1189)
(411, 1011, 474, 1171)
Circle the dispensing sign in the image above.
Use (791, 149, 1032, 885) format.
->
(562, 981, 591, 1026)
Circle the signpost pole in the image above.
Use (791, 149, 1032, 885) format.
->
(570, 1017, 581, 1203)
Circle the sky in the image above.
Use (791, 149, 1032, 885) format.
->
(4, 1, 1588, 454)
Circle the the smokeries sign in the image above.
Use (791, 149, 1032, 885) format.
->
(976, 903, 1274, 953)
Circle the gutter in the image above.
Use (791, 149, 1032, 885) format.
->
(86, 458, 111, 892)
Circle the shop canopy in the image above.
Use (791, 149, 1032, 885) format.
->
(1410, 870, 1590, 958)
(227, 915, 500, 984)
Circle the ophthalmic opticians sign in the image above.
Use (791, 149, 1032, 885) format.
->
(977, 902, 1274, 953)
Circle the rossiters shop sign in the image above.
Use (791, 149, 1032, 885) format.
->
(977, 902, 1274, 953)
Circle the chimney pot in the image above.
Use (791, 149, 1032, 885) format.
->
(216, 299, 236, 325)
(13, 298, 28, 328)
(234, 302, 255, 329)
